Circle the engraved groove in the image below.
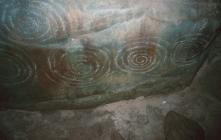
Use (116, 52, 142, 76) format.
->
(0, 0, 72, 45)
(47, 46, 111, 87)
(116, 37, 168, 73)
(0, 43, 36, 86)
(171, 34, 210, 66)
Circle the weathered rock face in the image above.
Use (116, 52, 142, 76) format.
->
(0, 37, 221, 139)
(0, 0, 220, 110)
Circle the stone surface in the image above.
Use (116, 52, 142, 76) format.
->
(164, 111, 205, 140)
(0, 41, 221, 139)
(0, 0, 220, 110)
(0, 0, 221, 139)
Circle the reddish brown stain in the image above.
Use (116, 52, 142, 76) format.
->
(91, 16, 111, 31)
(147, 43, 156, 58)
(0, 130, 8, 140)
(27, 47, 78, 97)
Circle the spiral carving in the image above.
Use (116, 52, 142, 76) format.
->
(46, 46, 111, 87)
(171, 34, 210, 66)
(116, 37, 168, 73)
(0, 43, 36, 86)
(0, 0, 72, 45)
